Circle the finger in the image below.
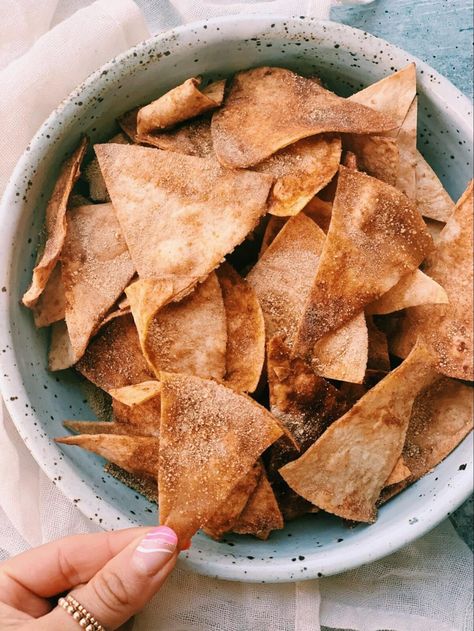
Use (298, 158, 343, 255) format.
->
(44, 526, 178, 631)
(0, 527, 150, 616)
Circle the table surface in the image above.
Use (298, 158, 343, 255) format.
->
(332, 0, 473, 550)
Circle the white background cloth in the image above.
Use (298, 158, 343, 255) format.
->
(0, 2, 472, 630)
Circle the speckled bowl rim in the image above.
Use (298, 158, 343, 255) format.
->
(0, 15, 472, 583)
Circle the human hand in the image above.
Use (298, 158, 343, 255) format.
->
(0, 526, 178, 630)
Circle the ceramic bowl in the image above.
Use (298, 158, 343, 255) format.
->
(0, 15, 472, 583)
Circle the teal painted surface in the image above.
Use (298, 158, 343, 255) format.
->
(332, 0, 473, 98)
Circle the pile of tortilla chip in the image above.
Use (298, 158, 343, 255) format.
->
(23, 65, 473, 546)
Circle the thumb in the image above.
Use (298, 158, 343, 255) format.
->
(44, 526, 178, 630)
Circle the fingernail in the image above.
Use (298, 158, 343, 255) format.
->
(132, 526, 177, 575)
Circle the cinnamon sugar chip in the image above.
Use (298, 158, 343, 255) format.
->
(349, 64, 418, 197)
(56, 434, 159, 478)
(76, 313, 153, 390)
(254, 135, 342, 217)
(32, 263, 65, 327)
(95, 144, 273, 281)
(302, 196, 333, 233)
(211, 67, 395, 168)
(379, 376, 473, 504)
(22, 137, 88, 308)
(232, 466, 284, 540)
(137, 78, 225, 134)
(312, 313, 368, 384)
(367, 269, 448, 315)
(63, 419, 153, 437)
(349, 63, 417, 129)
(128, 273, 227, 380)
(109, 381, 161, 406)
(391, 181, 473, 380)
(203, 463, 262, 540)
(384, 456, 411, 487)
(61, 203, 135, 361)
(279, 341, 437, 522)
(416, 151, 455, 222)
(293, 167, 433, 358)
(248, 213, 369, 381)
(158, 372, 284, 542)
(217, 262, 265, 393)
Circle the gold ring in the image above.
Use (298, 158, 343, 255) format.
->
(58, 595, 107, 631)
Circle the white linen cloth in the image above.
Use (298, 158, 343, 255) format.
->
(0, 2, 472, 630)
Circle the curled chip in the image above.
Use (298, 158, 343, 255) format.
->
(109, 380, 161, 406)
(367, 269, 448, 315)
(61, 203, 135, 362)
(95, 144, 273, 284)
(211, 67, 395, 168)
(22, 137, 88, 308)
(253, 135, 342, 217)
(293, 167, 433, 358)
(56, 434, 159, 478)
(128, 273, 227, 380)
(232, 466, 284, 540)
(217, 262, 265, 393)
(392, 181, 473, 380)
(279, 341, 436, 522)
(137, 77, 225, 134)
(158, 372, 285, 542)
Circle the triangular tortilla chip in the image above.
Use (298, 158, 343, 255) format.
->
(56, 434, 159, 478)
(254, 135, 342, 217)
(232, 467, 284, 540)
(84, 132, 130, 202)
(158, 371, 285, 542)
(203, 463, 262, 540)
(379, 376, 473, 504)
(128, 272, 227, 380)
(279, 341, 437, 522)
(349, 63, 416, 129)
(247, 213, 323, 345)
(402, 377, 473, 479)
(416, 151, 455, 222)
(248, 212, 368, 382)
(109, 381, 161, 406)
(366, 315, 391, 371)
(22, 137, 88, 307)
(76, 313, 153, 390)
(391, 181, 473, 380)
(384, 456, 411, 487)
(32, 263, 65, 327)
(63, 420, 151, 437)
(267, 336, 348, 457)
(216, 262, 265, 393)
(211, 67, 395, 168)
(61, 203, 135, 360)
(312, 312, 368, 384)
(137, 78, 225, 134)
(95, 144, 273, 284)
(367, 268, 448, 315)
(293, 167, 433, 358)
